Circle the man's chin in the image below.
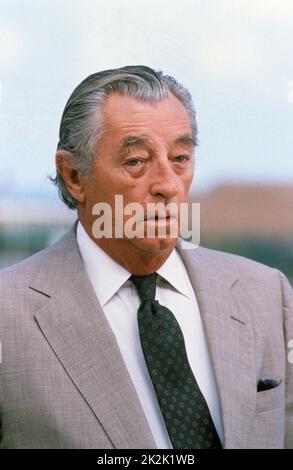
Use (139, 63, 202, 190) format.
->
(128, 236, 178, 254)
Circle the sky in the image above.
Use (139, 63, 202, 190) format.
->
(0, 0, 293, 200)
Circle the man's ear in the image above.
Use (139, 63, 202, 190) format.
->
(55, 150, 86, 203)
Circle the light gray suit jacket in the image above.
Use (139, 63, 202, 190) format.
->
(0, 223, 292, 449)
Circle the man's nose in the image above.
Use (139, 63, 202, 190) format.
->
(149, 161, 179, 200)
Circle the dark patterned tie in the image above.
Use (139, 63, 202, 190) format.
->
(131, 273, 222, 449)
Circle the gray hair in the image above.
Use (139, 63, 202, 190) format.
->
(50, 65, 198, 209)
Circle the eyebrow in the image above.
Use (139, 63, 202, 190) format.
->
(120, 134, 197, 150)
(120, 136, 148, 149)
(174, 134, 197, 147)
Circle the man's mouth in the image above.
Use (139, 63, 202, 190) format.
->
(144, 214, 171, 221)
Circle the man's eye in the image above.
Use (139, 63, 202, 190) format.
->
(125, 159, 143, 166)
(174, 155, 189, 163)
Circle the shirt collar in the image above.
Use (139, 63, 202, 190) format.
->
(157, 248, 191, 299)
(77, 221, 131, 306)
(77, 221, 191, 306)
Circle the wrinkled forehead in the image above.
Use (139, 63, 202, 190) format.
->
(100, 92, 193, 146)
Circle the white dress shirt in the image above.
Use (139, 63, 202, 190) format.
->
(77, 222, 224, 448)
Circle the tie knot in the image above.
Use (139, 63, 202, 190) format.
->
(131, 273, 157, 303)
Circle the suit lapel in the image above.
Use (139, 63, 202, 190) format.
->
(32, 225, 156, 449)
(178, 245, 257, 448)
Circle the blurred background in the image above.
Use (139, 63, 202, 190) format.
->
(0, 0, 292, 282)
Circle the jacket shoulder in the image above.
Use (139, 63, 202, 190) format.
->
(180, 242, 286, 287)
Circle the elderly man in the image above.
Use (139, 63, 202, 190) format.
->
(0, 65, 292, 449)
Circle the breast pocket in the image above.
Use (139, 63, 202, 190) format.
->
(255, 383, 284, 413)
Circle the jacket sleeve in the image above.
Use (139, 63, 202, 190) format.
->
(279, 271, 293, 449)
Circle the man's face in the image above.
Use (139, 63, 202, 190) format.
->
(81, 92, 195, 255)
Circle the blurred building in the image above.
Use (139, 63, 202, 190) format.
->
(192, 183, 293, 239)
(191, 184, 293, 282)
